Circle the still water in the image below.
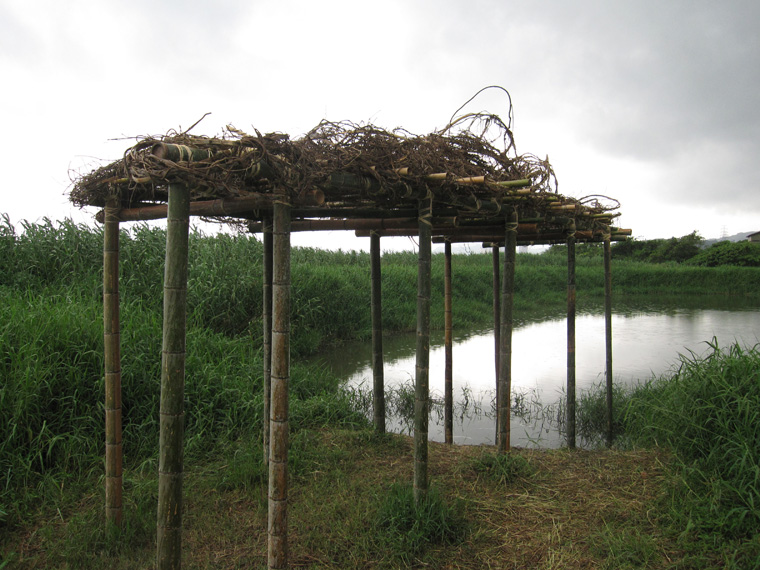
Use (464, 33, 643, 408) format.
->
(319, 296, 760, 448)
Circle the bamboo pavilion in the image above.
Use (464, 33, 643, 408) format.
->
(71, 114, 629, 569)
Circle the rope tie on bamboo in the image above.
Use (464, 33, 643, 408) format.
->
(566, 226, 577, 239)
(602, 231, 611, 242)
(419, 208, 433, 228)
(505, 220, 518, 233)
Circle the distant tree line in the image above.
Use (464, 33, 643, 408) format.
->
(544, 231, 760, 266)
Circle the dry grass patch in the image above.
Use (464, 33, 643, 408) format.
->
(4, 430, 680, 569)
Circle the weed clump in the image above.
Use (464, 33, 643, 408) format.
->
(471, 451, 534, 484)
(587, 340, 760, 563)
(373, 483, 467, 564)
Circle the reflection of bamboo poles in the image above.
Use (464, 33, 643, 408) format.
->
(269, 200, 291, 569)
(103, 198, 122, 529)
(370, 233, 385, 434)
(157, 183, 190, 570)
(444, 240, 453, 445)
(414, 196, 432, 504)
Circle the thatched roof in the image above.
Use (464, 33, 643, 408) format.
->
(69, 114, 628, 244)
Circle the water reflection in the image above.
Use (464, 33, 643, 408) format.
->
(319, 296, 760, 448)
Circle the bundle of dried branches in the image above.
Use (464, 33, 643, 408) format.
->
(69, 114, 560, 215)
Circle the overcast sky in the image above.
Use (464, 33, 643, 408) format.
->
(2, 0, 758, 250)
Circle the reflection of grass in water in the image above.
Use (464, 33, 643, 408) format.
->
(346, 378, 574, 447)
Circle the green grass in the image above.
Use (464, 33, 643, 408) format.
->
(3, 215, 760, 568)
(576, 340, 760, 565)
(372, 483, 468, 565)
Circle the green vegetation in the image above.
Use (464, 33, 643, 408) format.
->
(609, 229, 760, 267)
(576, 341, 760, 567)
(373, 483, 467, 565)
(686, 239, 760, 267)
(1, 214, 759, 568)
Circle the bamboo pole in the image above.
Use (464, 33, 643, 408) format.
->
(497, 210, 517, 454)
(251, 216, 458, 233)
(414, 194, 432, 504)
(262, 217, 273, 465)
(604, 236, 614, 448)
(268, 199, 291, 569)
(370, 232, 385, 434)
(444, 239, 453, 445)
(492, 245, 500, 443)
(103, 198, 122, 529)
(157, 183, 190, 570)
(566, 223, 577, 450)
(96, 191, 324, 223)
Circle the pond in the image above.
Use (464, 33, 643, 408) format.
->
(317, 296, 760, 448)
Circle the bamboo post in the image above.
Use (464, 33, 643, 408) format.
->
(444, 239, 453, 444)
(263, 217, 273, 465)
(370, 232, 385, 434)
(103, 197, 122, 529)
(566, 222, 577, 449)
(492, 245, 500, 442)
(157, 183, 190, 570)
(268, 199, 291, 569)
(604, 236, 614, 448)
(497, 210, 517, 454)
(414, 194, 432, 504)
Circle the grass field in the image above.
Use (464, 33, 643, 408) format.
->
(1, 216, 759, 568)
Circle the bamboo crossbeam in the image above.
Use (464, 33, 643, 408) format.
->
(355, 222, 540, 239)
(152, 142, 213, 162)
(433, 230, 594, 243)
(251, 216, 457, 233)
(96, 192, 325, 223)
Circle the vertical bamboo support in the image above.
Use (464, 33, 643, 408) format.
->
(370, 232, 385, 434)
(604, 236, 614, 448)
(444, 239, 453, 444)
(492, 245, 500, 442)
(497, 211, 517, 454)
(157, 183, 190, 570)
(268, 200, 291, 569)
(103, 197, 122, 529)
(263, 217, 273, 465)
(566, 223, 577, 449)
(414, 194, 432, 504)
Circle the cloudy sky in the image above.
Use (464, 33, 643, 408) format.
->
(2, 0, 758, 250)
